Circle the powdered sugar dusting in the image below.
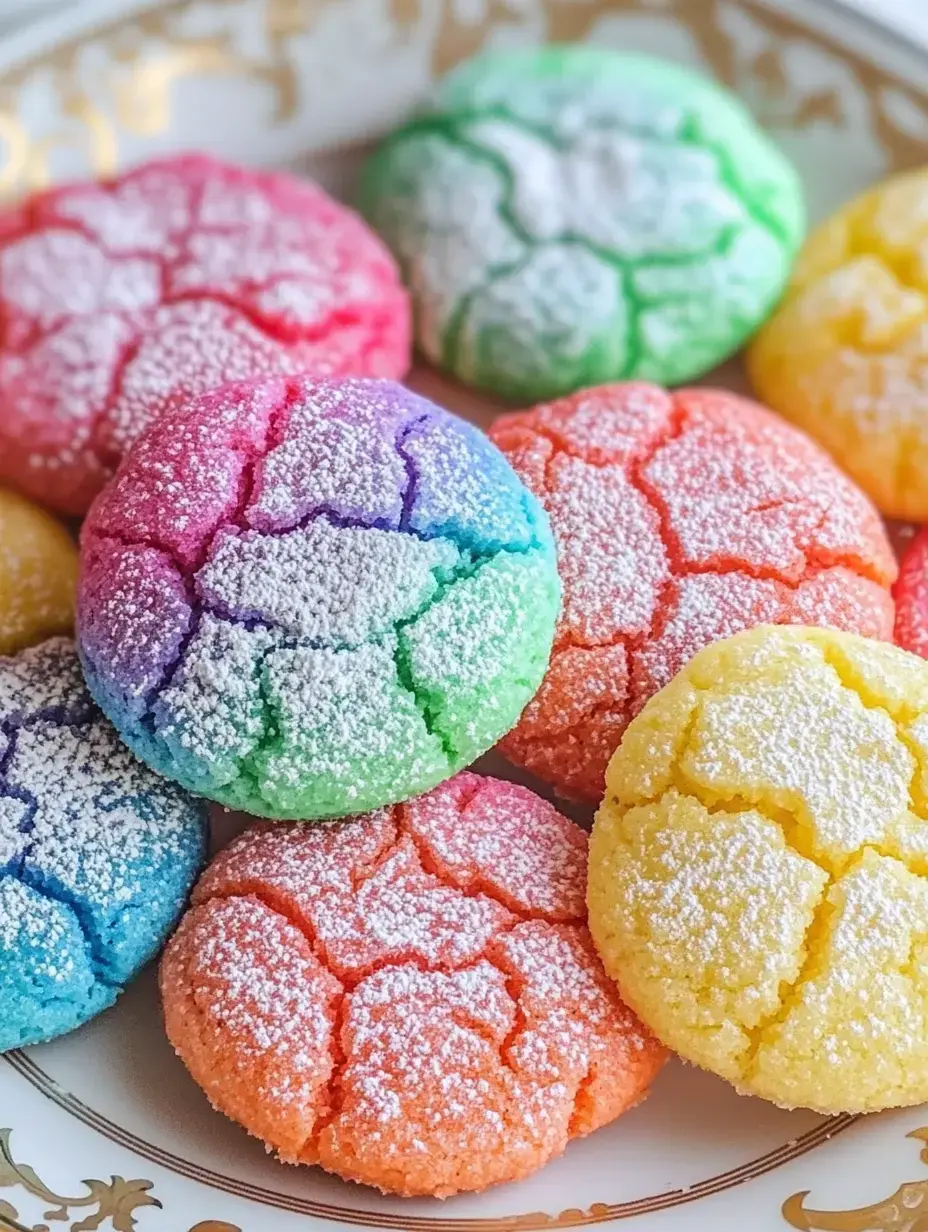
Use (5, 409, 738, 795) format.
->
(163, 772, 664, 1196)
(0, 154, 410, 514)
(492, 383, 896, 803)
(591, 626, 928, 1112)
(362, 47, 802, 398)
(0, 638, 205, 1038)
(404, 773, 589, 920)
(80, 376, 559, 819)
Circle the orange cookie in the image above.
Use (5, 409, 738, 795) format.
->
(161, 773, 665, 1197)
(490, 383, 897, 803)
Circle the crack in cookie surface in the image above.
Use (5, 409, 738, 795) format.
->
(361, 47, 804, 399)
(79, 377, 560, 819)
(0, 154, 411, 514)
(589, 625, 928, 1114)
(161, 772, 664, 1198)
(0, 638, 206, 1053)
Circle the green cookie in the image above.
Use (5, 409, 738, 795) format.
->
(360, 47, 805, 400)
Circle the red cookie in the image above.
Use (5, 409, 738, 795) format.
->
(490, 383, 898, 803)
(161, 773, 665, 1197)
(0, 154, 410, 514)
(895, 526, 928, 658)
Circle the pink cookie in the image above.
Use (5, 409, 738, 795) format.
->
(0, 155, 411, 514)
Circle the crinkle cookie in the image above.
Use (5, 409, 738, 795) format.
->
(589, 625, 928, 1114)
(0, 487, 77, 655)
(0, 154, 410, 514)
(161, 773, 665, 1197)
(360, 47, 804, 401)
(491, 383, 896, 803)
(77, 376, 560, 819)
(749, 166, 928, 520)
(894, 526, 928, 659)
(1, 638, 207, 1052)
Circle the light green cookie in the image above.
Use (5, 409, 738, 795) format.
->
(360, 47, 805, 400)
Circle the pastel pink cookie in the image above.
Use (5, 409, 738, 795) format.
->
(0, 155, 411, 514)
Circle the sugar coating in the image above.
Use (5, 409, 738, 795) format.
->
(0, 154, 411, 515)
(161, 772, 665, 1197)
(360, 47, 804, 401)
(0, 638, 206, 1052)
(894, 526, 928, 659)
(78, 377, 560, 819)
(748, 165, 928, 520)
(491, 383, 896, 803)
(0, 488, 77, 655)
(589, 625, 928, 1114)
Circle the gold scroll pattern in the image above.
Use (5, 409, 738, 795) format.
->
(0, 1128, 242, 1231)
(0, 0, 926, 199)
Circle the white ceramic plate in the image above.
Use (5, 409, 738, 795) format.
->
(2, 1, 928, 1229)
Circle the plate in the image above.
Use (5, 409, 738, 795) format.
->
(1, 1, 928, 1229)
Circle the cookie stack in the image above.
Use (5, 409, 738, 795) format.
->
(2, 43, 928, 1203)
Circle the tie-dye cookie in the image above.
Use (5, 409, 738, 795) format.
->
(161, 773, 665, 1197)
(491, 383, 896, 803)
(1, 638, 206, 1052)
(77, 376, 560, 819)
(361, 47, 803, 401)
(0, 154, 410, 515)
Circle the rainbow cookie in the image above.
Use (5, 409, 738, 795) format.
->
(361, 47, 804, 401)
(1, 638, 206, 1052)
(491, 384, 896, 803)
(0, 154, 410, 515)
(0, 487, 76, 655)
(78, 376, 560, 819)
(161, 773, 665, 1197)
(589, 625, 928, 1114)
(749, 166, 928, 520)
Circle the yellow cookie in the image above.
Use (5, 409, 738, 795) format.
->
(0, 488, 76, 655)
(748, 167, 928, 520)
(589, 624, 928, 1114)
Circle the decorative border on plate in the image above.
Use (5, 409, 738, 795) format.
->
(7, 1046, 858, 1229)
(0, 0, 928, 196)
(0, 0, 926, 1227)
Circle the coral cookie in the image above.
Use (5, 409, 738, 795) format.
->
(490, 384, 896, 803)
(361, 47, 804, 401)
(749, 166, 928, 520)
(162, 773, 665, 1196)
(0, 154, 411, 515)
(0, 488, 77, 655)
(78, 377, 560, 819)
(589, 625, 928, 1114)
(894, 526, 928, 659)
(0, 638, 206, 1051)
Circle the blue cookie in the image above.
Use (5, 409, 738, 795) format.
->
(0, 638, 207, 1050)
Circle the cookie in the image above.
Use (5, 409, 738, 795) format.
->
(78, 376, 560, 819)
(749, 166, 928, 520)
(894, 526, 928, 658)
(360, 47, 804, 401)
(161, 772, 665, 1196)
(0, 487, 76, 655)
(1, 638, 206, 1052)
(0, 154, 411, 515)
(491, 384, 896, 803)
(589, 624, 928, 1114)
